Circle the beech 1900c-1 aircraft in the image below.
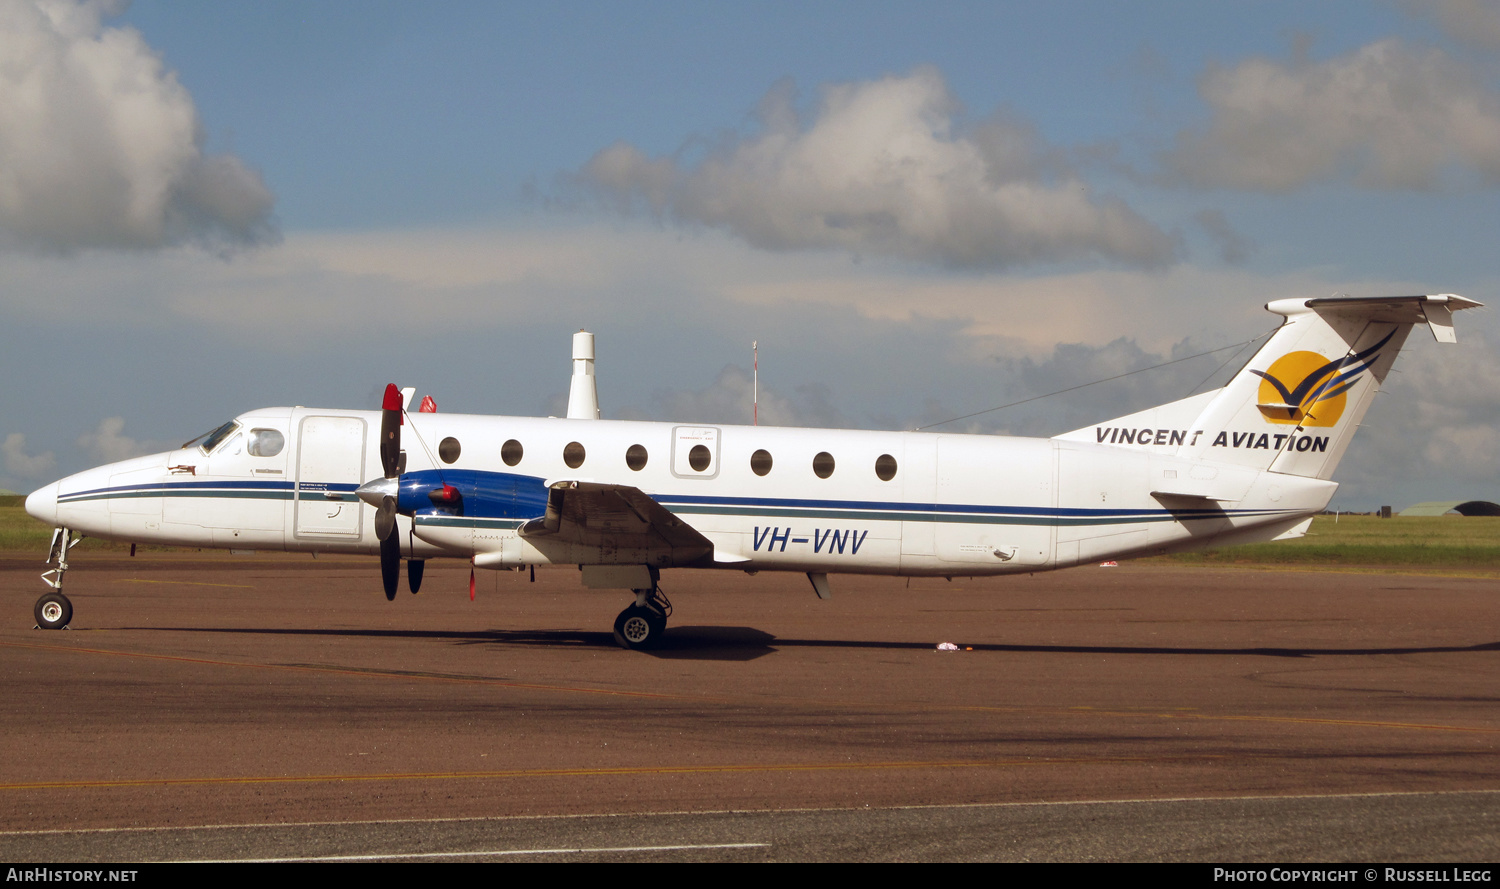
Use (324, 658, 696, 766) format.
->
(22, 294, 1480, 648)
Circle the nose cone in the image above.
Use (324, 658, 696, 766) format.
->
(25, 481, 59, 525)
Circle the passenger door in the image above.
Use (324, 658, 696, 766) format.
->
(294, 415, 366, 539)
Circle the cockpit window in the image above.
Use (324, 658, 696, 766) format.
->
(248, 428, 285, 458)
(198, 421, 240, 454)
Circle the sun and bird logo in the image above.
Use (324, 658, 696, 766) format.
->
(1090, 330, 1392, 451)
(1250, 330, 1393, 428)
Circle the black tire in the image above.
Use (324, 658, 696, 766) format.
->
(35, 593, 72, 630)
(613, 604, 665, 651)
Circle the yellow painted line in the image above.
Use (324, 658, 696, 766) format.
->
(942, 704, 1500, 735)
(0, 754, 1220, 792)
(117, 579, 256, 589)
(1196, 712, 1499, 733)
(1139, 562, 1500, 580)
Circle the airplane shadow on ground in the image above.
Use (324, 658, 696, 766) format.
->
(123, 625, 1500, 663)
(123, 625, 777, 662)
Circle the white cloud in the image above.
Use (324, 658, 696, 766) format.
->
(1406, 0, 1500, 51)
(1312, 323, 1500, 506)
(1165, 39, 1500, 190)
(0, 0, 275, 251)
(76, 416, 144, 462)
(2, 432, 55, 478)
(617, 364, 849, 428)
(1383, 330, 1500, 477)
(0, 223, 1382, 353)
(579, 68, 1175, 269)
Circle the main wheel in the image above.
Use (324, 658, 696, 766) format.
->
(35, 592, 72, 630)
(613, 604, 666, 651)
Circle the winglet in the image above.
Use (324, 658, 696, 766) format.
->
(1424, 302, 1458, 344)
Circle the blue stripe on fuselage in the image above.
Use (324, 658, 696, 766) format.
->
(57, 469, 1278, 527)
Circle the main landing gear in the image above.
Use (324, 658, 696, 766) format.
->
(35, 528, 75, 630)
(613, 585, 672, 651)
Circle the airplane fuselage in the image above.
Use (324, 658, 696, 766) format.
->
(25, 406, 1333, 577)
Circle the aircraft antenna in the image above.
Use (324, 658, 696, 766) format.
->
(753, 340, 758, 426)
(916, 327, 1277, 431)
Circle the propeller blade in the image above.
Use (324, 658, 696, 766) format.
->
(374, 494, 397, 541)
(469, 567, 476, 601)
(380, 383, 403, 479)
(380, 532, 400, 600)
(409, 559, 425, 594)
(372, 384, 405, 600)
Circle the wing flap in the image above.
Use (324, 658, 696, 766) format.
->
(519, 480, 713, 559)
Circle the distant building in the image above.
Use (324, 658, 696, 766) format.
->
(1399, 501, 1500, 517)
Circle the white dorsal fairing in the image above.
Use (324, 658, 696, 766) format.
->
(1057, 294, 1479, 482)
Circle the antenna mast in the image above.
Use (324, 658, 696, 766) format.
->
(753, 340, 758, 426)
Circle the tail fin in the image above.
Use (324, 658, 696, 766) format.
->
(1058, 294, 1481, 479)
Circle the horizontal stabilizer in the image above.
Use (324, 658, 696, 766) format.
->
(1297, 293, 1480, 343)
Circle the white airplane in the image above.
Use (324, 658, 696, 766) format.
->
(23, 294, 1479, 649)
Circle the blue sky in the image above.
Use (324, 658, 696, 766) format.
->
(2, 0, 1498, 509)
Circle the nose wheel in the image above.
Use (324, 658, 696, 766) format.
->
(35, 592, 72, 630)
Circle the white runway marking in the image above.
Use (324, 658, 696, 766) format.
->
(183, 842, 771, 863)
(4, 787, 1495, 837)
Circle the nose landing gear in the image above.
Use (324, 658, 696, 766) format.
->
(35, 528, 75, 630)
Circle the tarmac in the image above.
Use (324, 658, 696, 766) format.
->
(1, 551, 1496, 861)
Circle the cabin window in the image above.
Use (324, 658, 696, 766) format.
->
(248, 428, 285, 458)
(813, 451, 835, 479)
(439, 437, 461, 464)
(688, 444, 712, 472)
(563, 441, 586, 469)
(626, 444, 648, 471)
(875, 453, 897, 481)
(750, 449, 773, 476)
(502, 439, 523, 466)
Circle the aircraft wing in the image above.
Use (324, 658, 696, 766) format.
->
(518, 480, 713, 558)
